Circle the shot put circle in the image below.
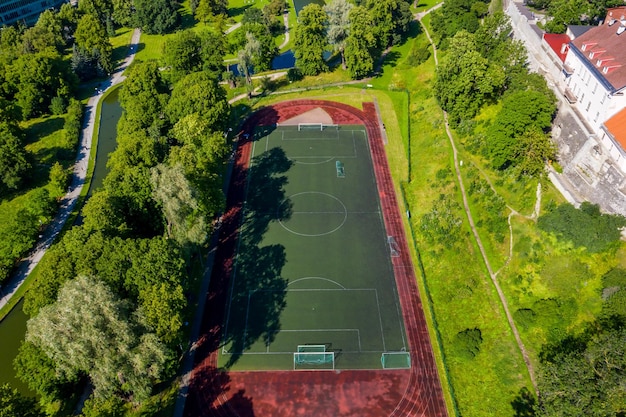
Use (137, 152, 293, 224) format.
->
(278, 192, 347, 237)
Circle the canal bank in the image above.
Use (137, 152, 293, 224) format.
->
(0, 84, 125, 396)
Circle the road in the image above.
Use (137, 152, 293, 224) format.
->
(0, 28, 142, 313)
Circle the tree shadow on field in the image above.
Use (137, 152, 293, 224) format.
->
(222, 147, 293, 367)
(186, 366, 257, 417)
(511, 387, 537, 417)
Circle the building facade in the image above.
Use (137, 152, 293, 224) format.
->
(0, 0, 68, 27)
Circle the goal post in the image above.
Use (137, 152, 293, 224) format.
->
(294, 345, 335, 370)
(298, 123, 323, 131)
(381, 352, 411, 369)
(297, 123, 339, 131)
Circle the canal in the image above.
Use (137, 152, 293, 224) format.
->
(0, 85, 123, 396)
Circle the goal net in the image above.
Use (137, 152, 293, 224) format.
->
(381, 352, 411, 369)
(294, 345, 335, 370)
(298, 123, 339, 131)
(388, 236, 400, 257)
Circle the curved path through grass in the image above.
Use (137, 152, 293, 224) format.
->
(417, 14, 538, 391)
(0, 29, 142, 314)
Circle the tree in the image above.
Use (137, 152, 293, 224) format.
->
(150, 163, 209, 248)
(344, 6, 376, 79)
(118, 61, 170, 133)
(169, 114, 229, 215)
(134, 0, 181, 35)
(23, 244, 75, 316)
(537, 326, 626, 416)
(293, 4, 328, 76)
(325, 0, 353, 69)
(112, 0, 133, 27)
(0, 383, 44, 417)
(78, 0, 114, 28)
(74, 13, 113, 79)
(434, 31, 504, 126)
(14, 342, 77, 406)
(513, 128, 556, 177)
(26, 276, 172, 402)
(237, 32, 259, 86)
(163, 30, 202, 81)
(8, 51, 73, 119)
(538, 202, 626, 253)
(430, 0, 483, 44)
(22, 10, 64, 53)
(194, 0, 213, 24)
(232, 23, 278, 72)
(0, 122, 30, 194)
(199, 30, 227, 77)
(486, 90, 555, 169)
(365, 0, 412, 49)
(166, 71, 230, 132)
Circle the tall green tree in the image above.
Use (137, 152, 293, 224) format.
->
(0, 383, 44, 417)
(150, 163, 209, 248)
(26, 276, 172, 403)
(537, 326, 626, 416)
(14, 342, 77, 407)
(112, 0, 133, 26)
(78, 0, 114, 28)
(325, 0, 353, 69)
(169, 114, 229, 215)
(73, 13, 114, 79)
(118, 61, 170, 133)
(434, 31, 504, 126)
(232, 23, 278, 72)
(365, 0, 412, 49)
(134, 0, 181, 35)
(8, 51, 73, 119)
(237, 32, 259, 85)
(166, 71, 230, 132)
(486, 90, 555, 169)
(293, 4, 328, 76)
(344, 6, 376, 79)
(21, 10, 64, 53)
(0, 122, 30, 194)
(163, 30, 203, 81)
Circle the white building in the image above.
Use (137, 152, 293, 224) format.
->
(561, 7, 626, 134)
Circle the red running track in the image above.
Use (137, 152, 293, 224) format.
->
(185, 100, 448, 417)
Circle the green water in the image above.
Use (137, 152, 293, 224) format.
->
(0, 87, 123, 396)
(292, 0, 325, 15)
(89, 87, 122, 194)
(0, 300, 33, 395)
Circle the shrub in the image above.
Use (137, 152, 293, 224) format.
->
(49, 97, 66, 115)
(62, 99, 83, 152)
(287, 67, 303, 82)
(538, 202, 626, 253)
(514, 308, 536, 330)
(453, 328, 483, 360)
(405, 44, 431, 67)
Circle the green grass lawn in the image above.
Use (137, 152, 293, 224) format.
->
(110, 27, 135, 64)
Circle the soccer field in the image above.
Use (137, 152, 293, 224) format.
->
(219, 125, 409, 371)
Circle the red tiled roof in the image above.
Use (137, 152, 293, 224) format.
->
(543, 33, 570, 62)
(571, 7, 626, 91)
(604, 107, 626, 152)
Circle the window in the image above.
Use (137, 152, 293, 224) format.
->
(593, 82, 598, 94)
(594, 112, 600, 122)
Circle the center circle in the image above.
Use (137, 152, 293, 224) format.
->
(278, 192, 347, 237)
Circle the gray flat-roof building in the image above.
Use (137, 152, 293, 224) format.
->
(0, 0, 68, 27)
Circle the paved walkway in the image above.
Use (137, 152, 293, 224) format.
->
(0, 28, 142, 313)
